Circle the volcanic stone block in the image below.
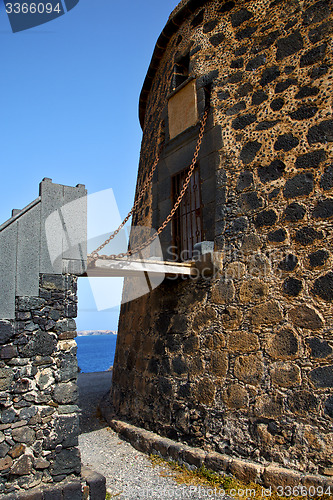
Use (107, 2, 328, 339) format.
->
(271, 362, 301, 387)
(236, 25, 257, 40)
(306, 337, 332, 358)
(239, 191, 263, 211)
(21, 331, 57, 357)
(275, 78, 297, 93)
(51, 448, 81, 476)
(255, 209, 278, 227)
(270, 97, 284, 111)
(223, 384, 249, 409)
(300, 43, 327, 67)
(252, 90, 268, 105)
(283, 277, 303, 297)
(240, 234, 261, 254)
(195, 378, 216, 406)
(295, 85, 320, 98)
(294, 226, 323, 245)
(209, 32, 225, 47)
(312, 272, 333, 301)
(303, 1, 331, 26)
(217, 90, 230, 100)
(12, 427, 36, 445)
(308, 119, 333, 144)
(232, 113, 256, 130)
(295, 149, 326, 169)
(256, 120, 280, 131)
(308, 249, 329, 268)
(268, 229, 287, 242)
(258, 29, 280, 50)
(228, 331, 260, 352)
(211, 279, 235, 304)
(81, 467, 106, 500)
(234, 354, 264, 385)
(0, 321, 14, 345)
(260, 66, 280, 86)
(289, 305, 324, 330)
(209, 351, 228, 377)
(221, 307, 243, 330)
(274, 134, 299, 152)
(236, 171, 254, 192)
(239, 278, 268, 302)
(203, 20, 218, 33)
(324, 395, 333, 418)
(231, 7, 253, 27)
(226, 101, 246, 115)
(309, 366, 333, 388)
(246, 54, 265, 71)
(320, 166, 333, 190)
(312, 199, 333, 219)
(258, 159, 285, 183)
(288, 391, 318, 416)
(10, 454, 32, 476)
(237, 82, 253, 96)
(289, 106, 318, 120)
(266, 327, 300, 360)
(250, 301, 283, 326)
(0, 367, 14, 391)
(276, 31, 303, 60)
(53, 382, 78, 405)
(283, 173, 314, 198)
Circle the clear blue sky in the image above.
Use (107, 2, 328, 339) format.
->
(0, 0, 179, 330)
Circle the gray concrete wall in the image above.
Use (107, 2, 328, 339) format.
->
(0, 179, 87, 319)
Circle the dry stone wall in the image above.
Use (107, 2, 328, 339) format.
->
(111, 0, 333, 481)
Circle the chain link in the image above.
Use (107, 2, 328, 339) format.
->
(88, 108, 208, 264)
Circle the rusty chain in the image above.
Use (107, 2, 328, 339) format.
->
(88, 108, 208, 264)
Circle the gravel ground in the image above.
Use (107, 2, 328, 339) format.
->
(78, 372, 226, 500)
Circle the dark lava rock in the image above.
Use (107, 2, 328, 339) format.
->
(239, 191, 264, 211)
(276, 31, 304, 60)
(306, 337, 332, 358)
(309, 365, 333, 388)
(0, 321, 14, 345)
(260, 66, 280, 86)
(217, 90, 230, 100)
(209, 32, 226, 47)
(288, 391, 318, 415)
(283, 277, 303, 296)
(268, 188, 280, 200)
(255, 120, 280, 131)
(226, 101, 246, 115)
(203, 20, 219, 33)
(312, 272, 333, 301)
(320, 166, 333, 190)
(191, 9, 204, 28)
(275, 78, 297, 93)
(231, 8, 253, 27)
(312, 199, 333, 219)
(294, 226, 323, 245)
(239, 141, 261, 164)
(235, 45, 248, 57)
(295, 85, 320, 99)
(300, 43, 327, 67)
(309, 249, 329, 268)
(295, 149, 326, 169)
(228, 71, 243, 84)
(278, 254, 298, 272)
(218, 1, 235, 13)
(270, 98, 284, 111)
(258, 159, 285, 183)
(237, 82, 253, 96)
(236, 25, 257, 40)
(268, 228, 287, 242)
(258, 30, 280, 51)
(302, 0, 331, 26)
(283, 202, 306, 222)
(255, 209, 278, 227)
(252, 90, 268, 105)
(236, 171, 254, 192)
(274, 134, 299, 152)
(308, 21, 333, 44)
(307, 119, 333, 145)
(232, 113, 256, 130)
(246, 54, 266, 71)
(231, 57, 244, 69)
(309, 64, 328, 79)
(324, 395, 333, 418)
(289, 106, 318, 120)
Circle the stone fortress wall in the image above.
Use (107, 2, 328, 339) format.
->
(111, 0, 333, 482)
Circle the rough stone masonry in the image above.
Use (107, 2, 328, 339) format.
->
(110, 0, 333, 487)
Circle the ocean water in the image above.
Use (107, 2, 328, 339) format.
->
(76, 335, 118, 373)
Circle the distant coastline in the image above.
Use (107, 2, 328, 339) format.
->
(77, 330, 117, 337)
